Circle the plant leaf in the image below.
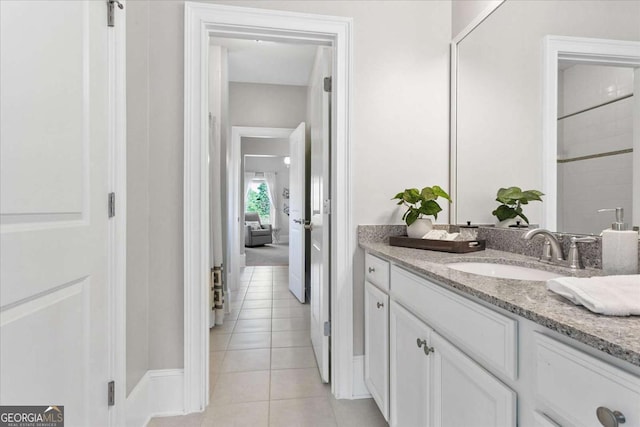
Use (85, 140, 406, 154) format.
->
(431, 185, 452, 202)
(492, 204, 518, 221)
(405, 210, 419, 226)
(420, 187, 436, 201)
(403, 188, 421, 204)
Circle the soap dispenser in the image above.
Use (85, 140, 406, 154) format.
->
(598, 208, 639, 275)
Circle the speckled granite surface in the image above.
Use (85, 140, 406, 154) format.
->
(358, 225, 640, 368)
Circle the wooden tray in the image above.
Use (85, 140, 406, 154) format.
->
(389, 235, 486, 253)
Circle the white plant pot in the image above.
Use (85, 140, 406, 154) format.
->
(497, 218, 519, 228)
(407, 218, 433, 238)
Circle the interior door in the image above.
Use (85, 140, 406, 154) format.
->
(288, 122, 306, 303)
(309, 46, 332, 382)
(0, 2, 111, 425)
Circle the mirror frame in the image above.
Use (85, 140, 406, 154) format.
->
(449, 0, 505, 225)
(541, 36, 640, 230)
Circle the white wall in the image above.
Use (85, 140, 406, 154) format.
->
(126, 0, 150, 395)
(229, 82, 307, 128)
(451, 0, 501, 39)
(130, 0, 451, 369)
(557, 65, 634, 234)
(455, 0, 640, 226)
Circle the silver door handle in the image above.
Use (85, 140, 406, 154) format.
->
(376, 302, 384, 309)
(293, 219, 303, 224)
(596, 407, 626, 427)
(368, 267, 375, 273)
(304, 222, 313, 231)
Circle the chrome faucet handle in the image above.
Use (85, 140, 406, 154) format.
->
(568, 236, 597, 269)
(541, 239, 552, 262)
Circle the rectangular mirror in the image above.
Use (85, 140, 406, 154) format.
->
(451, 0, 640, 233)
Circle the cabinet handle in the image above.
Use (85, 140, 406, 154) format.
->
(597, 407, 626, 427)
(376, 302, 384, 309)
(368, 267, 375, 273)
(416, 339, 434, 356)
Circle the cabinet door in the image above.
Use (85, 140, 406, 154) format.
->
(364, 281, 389, 420)
(432, 332, 516, 427)
(390, 301, 433, 427)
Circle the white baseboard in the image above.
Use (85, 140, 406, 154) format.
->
(240, 253, 246, 268)
(351, 355, 372, 399)
(126, 369, 185, 427)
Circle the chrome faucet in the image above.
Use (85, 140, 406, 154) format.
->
(522, 228, 564, 263)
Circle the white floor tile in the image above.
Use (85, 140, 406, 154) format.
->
(271, 347, 317, 370)
(272, 317, 310, 332)
(233, 319, 271, 333)
(269, 397, 337, 427)
(210, 334, 231, 351)
(238, 308, 272, 320)
(220, 348, 271, 373)
(270, 368, 329, 400)
(272, 330, 312, 348)
(227, 332, 271, 350)
(211, 370, 270, 404)
(201, 401, 269, 427)
(240, 299, 272, 309)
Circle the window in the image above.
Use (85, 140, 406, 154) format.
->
(246, 180, 271, 224)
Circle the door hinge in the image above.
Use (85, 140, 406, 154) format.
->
(107, 381, 115, 406)
(108, 192, 116, 218)
(107, 0, 124, 27)
(323, 199, 331, 215)
(323, 321, 331, 337)
(323, 77, 332, 93)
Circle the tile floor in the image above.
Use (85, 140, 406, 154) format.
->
(148, 265, 388, 427)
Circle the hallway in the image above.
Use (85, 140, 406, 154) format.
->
(148, 265, 387, 427)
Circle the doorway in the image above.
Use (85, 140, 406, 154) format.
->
(184, 3, 354, 412)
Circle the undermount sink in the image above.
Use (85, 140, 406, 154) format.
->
(446, 262, 564, 281)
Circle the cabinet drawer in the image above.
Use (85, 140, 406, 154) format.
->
(535, 333, 640, 427)
(365, 252, 390, 292)
(391, 265, 517, 380)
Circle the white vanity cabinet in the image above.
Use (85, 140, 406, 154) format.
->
(365, 253, 517, 426)
(364, 280, 389, 420)
(430, 331, 516, 426)
(534, 333, 640, 427)
(389, 301, 433, 427)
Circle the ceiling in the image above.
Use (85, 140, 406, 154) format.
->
(210, 37, 318, 86)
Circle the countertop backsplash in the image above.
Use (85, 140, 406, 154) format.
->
(358, 224, 640, 270)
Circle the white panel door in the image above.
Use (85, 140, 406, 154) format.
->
(309, 46, 332, 383)
(432, 332, 517, 427)
(1, 2, 111, 426)
(289, 122, 306, 303)
(390, 301, 432, 427)
(364, 282, 389, 420)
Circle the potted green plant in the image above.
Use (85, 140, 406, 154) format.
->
(392, 186, 452, 238)
(491, 186, 543, 227)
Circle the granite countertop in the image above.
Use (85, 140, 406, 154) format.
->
(359, 231, 640, 369)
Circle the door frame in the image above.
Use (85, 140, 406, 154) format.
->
(184, 2, 354, 412)
(228, 126, 294, 292)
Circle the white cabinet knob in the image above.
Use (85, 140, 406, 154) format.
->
(597, 407, 626, 427)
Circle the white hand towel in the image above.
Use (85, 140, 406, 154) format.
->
(422, 229, 447, 240)
(546, 275, 640, 316)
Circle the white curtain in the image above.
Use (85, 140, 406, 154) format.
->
(244, 172, 253, 202)
(264, 172, 278, 230)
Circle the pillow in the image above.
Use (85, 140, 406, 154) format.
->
(246, 221, 262, 231)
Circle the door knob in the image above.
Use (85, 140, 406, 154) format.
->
(304, 222, 313, 231)
(376, 302, 384, 309)
(368, 267, 375, 273)
(596, 407, 626, 427)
